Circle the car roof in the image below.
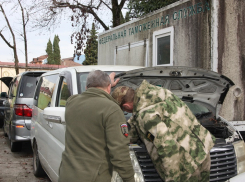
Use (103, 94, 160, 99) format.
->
(0, 71, 46, 89)
(41, 65, 144, 76)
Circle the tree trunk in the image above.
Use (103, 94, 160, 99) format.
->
(13, 46, 19, 75)
(19, 0, 28, 70)
(112, 0, 121, 27)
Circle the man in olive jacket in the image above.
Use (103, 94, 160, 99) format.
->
(59, 70, 135, 182)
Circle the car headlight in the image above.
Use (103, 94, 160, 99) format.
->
(233, 140, 245, 174)
(111, 151, 144, 182)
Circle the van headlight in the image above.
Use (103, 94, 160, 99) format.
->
(111, 151, 144, 182)
(233, 140, 245, 174)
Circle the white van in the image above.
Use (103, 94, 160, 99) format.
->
(30, 65, 143, 181)
(31, 65, 245, 182)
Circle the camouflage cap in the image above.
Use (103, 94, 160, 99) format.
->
(111, 86, 130, 106)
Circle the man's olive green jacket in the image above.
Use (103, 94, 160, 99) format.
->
(59, 88, 135, 182)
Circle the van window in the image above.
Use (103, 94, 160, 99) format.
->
(77, 71, 121, 94)
(57, 78, 71, 107)
(19, 75, 39, 98)
(78, 73, 89, 93)
(10, 77, 20, 98)
(37, 74, 58, 110)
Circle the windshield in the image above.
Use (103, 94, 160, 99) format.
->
(185, 102, 211, 119)
(77, 71, 122, 94)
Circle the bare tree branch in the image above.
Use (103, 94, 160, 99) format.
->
(0, 2, 19, 74)
(119, 0, 126, 10)
(30, 0, 127, 55)
(0, 32, 14, 49)
(100, 0, 112, 11)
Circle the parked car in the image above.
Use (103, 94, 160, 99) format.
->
(0, 71, 45, 152)
(31, 66, 245, 182)
(0, 92, 8, 128)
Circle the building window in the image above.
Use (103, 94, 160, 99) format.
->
(153, 27, 174, 66)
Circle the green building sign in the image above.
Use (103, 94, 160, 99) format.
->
(99, 1, 210, 45)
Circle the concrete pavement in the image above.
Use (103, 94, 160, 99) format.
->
(0, 129, 51, 182)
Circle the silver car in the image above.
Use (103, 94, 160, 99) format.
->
(0, 71, 45, 152)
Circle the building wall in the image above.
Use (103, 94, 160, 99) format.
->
(98, 0, 245, 121)
(0, 67, 27, 93)
(218, 0, 245, 121)
(98, 0, 211, 68)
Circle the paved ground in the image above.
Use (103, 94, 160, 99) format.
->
(0, 129, 51, 182)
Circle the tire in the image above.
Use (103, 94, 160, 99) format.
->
(2, 121, 7, 137)
(0, 118, 3, 128)
(33, 141, 46, 177)
(10, 140, 22, 152)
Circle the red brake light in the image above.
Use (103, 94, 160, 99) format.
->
(14, 104, 32, 117)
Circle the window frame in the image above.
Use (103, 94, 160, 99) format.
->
(152, 26, 174, 67)
(56, 77, 71, 107)
(36, 74, 59, 110)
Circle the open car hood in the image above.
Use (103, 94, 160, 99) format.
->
(0, 77, 13, 89)
(114, 66, 234, 116)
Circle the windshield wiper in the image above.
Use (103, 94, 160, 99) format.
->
(195, 112, 212, 119)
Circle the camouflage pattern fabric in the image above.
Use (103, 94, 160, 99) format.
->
(112, 86, 130, 106)
(128, 80, 215, 182)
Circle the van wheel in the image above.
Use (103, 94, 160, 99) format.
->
(33, 141, 45, 177)
(10, 140, 22, 152)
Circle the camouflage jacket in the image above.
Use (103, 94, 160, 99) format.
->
(128, 80, 215, 182)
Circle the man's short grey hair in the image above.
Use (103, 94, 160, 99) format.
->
(86, 70, 111, 88)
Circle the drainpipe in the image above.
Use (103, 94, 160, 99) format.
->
(211, 0, 219, 72)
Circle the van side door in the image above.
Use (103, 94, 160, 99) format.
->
(45, 75, 72, 181)
(32, 74, 59, 176)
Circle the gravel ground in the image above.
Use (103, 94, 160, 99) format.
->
(0, 129, 51, 182)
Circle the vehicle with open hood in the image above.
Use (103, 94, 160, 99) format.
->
(31, 66, 245, 182)
(111, 66, 245, 182)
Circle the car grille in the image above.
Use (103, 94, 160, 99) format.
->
(210, 144, 237, 182)
(133, 143, 237, 182)
(133, 147, 163, 182)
